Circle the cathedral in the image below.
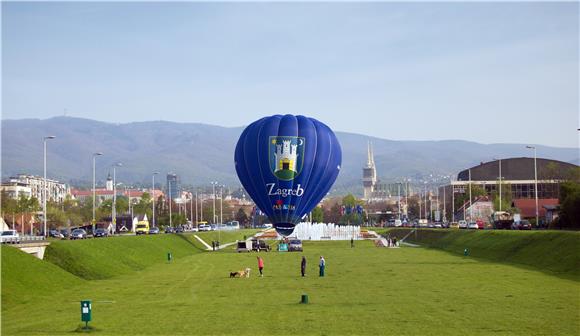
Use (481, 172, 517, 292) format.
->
(362, 141, 377, 200)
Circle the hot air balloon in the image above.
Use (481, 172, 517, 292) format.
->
(234, 114, 342, 236)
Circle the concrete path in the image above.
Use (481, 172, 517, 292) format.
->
(193, 234, 238, 251)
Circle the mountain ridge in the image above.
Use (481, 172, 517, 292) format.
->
(2, 117, 578, 195)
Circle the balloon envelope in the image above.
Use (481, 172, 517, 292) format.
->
(234, 115, 342, 236)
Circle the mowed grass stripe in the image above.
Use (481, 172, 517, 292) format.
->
(2, 240, 579, 335)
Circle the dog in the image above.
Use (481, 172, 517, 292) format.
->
(229, 271, 240, 278)
(242, 267, 251, 278)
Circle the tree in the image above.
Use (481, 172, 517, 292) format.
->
(491, 182, 514, 212)
(235, 208, 249, 226)
(554, 181, 580, 229)
(311, 206, 324, 223)
(324, 203, 341, 224)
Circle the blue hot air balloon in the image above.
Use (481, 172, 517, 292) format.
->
(235, 115, 342, 236)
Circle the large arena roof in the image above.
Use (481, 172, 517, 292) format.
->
(457, 158, 577, 182)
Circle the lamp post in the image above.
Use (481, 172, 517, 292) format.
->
(451, 177, 455, 223)
(168, 175, 172, 228)
(493, 158, 503, 212)
(152, 172, 159, 228)
(397, 183, 401, 221)
(112, 163, 122, 234)
(468, 169, 473, 221)
(211, 181, 218, 224)
(92, 152, 103, 234)
(526, 146, 539, 227)
(43, 136, 56, 237)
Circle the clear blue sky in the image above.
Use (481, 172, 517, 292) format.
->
(2, 2, 579, 147)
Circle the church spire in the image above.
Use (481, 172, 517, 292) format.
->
(367, 141, 375, 167)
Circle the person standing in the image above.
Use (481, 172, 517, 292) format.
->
(257, 256, 264, 277)
(350, 237, 354, 248)
(319, 256, 325, 277)
(301, 256, 307, 277)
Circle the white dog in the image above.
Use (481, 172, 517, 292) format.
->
(242, 267, 251, 278)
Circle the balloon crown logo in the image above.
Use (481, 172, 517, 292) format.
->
(269, 136, 305, 181)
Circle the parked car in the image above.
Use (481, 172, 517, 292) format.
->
(476, 219, 485, 230)
(0, 230, 20, 244)
(198, 224, 211, 232)
(251, 239, 271, 252)
(433, 222, 442, 229)
(450, 222, 459, 229)
(149, 227, 160, 234)
(93, 228, 108, 238)
(175, 226, 184, 233)
(70, 229, 87, 240)
(394, 219, 402, 227)
(467, 222, 479, 229)
(512, 220, 532, 230)
(49, 230, 64, 238)
(236, 240, 251, 253)
(59, 229, 70, 239)
(458, 220, 468, 229)
(164, 227, 174, 234)
(288, 239, 303, 252)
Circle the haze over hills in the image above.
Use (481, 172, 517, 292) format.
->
(2, 117, 578, 195)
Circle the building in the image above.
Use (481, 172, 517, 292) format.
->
(439, 158, 577, 223)
(166, 173, 180, 200)
(0, 174, 69, 203)
(362, 141, 377, 200)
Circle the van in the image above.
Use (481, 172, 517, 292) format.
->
(135, 221, 149, 235)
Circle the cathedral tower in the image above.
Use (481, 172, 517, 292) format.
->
(362, 141, 377, 200)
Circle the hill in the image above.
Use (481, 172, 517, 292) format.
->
(2, 117, 578, 194)
(1, 245, 84, 309)
(380, 228, 580, 279)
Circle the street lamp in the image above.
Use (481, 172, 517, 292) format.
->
(92, 152, 103, 234)
(526, 146, 539, 227)
(43, 135, 56, 237)
(152, 172, 159, 227)
(493, 158, 503, 212)
(112, 163, 122, 234)
(211, 181, 218, 224)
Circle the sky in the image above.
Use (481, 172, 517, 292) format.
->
(2, 2, 579, 148)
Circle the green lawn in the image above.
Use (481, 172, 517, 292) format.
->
(379, 228, 580, 279)
(2, 237, 579, 335)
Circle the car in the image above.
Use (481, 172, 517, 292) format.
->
(251, 239, 271, 252)
(49, 230, 64, 238)
(476, 219, 485, 230)
(198, 224, 211, 232)
(458, 220, 468, 229)
(467, 222, 479, 229)
(394, 219, 403, 227)
(450, 222, 459, 229)
(70, 229, 87, 240)
(433, 223, 442, 229)
(288, 239, 303, 252)
(149, 227, 160, 234)
(1, 230, 20, 244)
(164, 227, 174, 234)
(175, 226, 184, 233)
(512, 220, 532, 230)
(59, 229, 70, 238)
(93, 228, 108, 238)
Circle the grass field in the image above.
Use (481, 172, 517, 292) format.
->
(2, 231, 579, 335)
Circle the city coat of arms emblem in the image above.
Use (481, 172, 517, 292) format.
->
(269, 136, 305, 181)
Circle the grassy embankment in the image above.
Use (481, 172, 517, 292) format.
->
(2, 229, 578, 334)
(377, 228, 580, 279)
